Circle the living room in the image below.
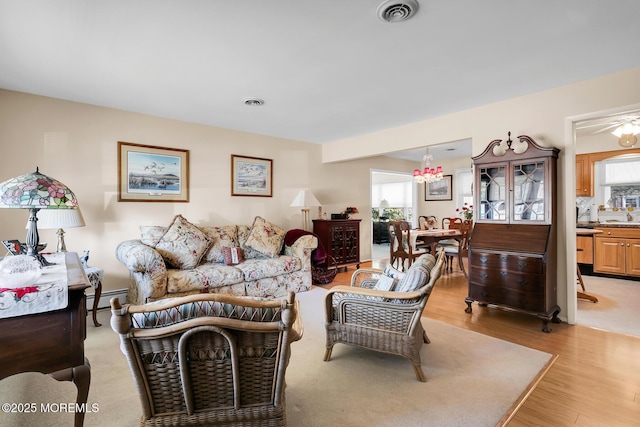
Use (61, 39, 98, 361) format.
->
(1, 1, 640, 425)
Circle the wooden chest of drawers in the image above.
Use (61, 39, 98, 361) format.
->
(466, 223, 560, 332)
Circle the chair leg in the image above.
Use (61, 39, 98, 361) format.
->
(412, 364, 427, 382)
(423, 330, 430, 344)
(324, 347, 333, 362)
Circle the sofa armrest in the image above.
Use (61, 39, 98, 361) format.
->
(284, 234, 318, 271)
(115, 239, 168, 304)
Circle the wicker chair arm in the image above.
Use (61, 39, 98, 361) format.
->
(350, 268, 384, 287)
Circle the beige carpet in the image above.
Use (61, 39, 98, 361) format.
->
(578, 274, 640, 337)
(0, 287, 554, 427)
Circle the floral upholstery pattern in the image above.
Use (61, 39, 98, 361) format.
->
(155, 215, 212, 269)
(116, 218, 318, 304)
(237, 225, 264, 259)
(201, 225, 239, 263)
(243, 216, 286, 258)
(140, 225, 168, 247)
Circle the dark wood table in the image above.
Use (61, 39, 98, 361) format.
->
(0, 252, 91, 427)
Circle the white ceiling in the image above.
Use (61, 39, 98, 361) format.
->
(2, 0, 640, 151)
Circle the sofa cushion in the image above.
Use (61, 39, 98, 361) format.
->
(234, 256, 301, 282)
(155, 215, 212, 269)
(243, 216, 286, 258)
(237, 225, 265, 259)
(140, 225, 168, 247)
(201, 225, 239, 263)
(167, 263, 245, 293)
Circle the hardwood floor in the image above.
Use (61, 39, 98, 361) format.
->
(324, 259, 640, 426)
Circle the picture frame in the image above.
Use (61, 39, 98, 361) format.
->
(2, 240, 24, 255)
(425, 174, 453, 201)
(231, 154, 273, 197)
(118, 141, 189, 202)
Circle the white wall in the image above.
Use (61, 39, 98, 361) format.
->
(322, 67, 640, 324)
(0, 89, 417, 293)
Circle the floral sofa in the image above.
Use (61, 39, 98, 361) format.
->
(116, 214, 318, 304)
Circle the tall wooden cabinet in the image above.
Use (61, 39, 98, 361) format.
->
(466, 133, 560, 332)
(313, 219, 361, 270)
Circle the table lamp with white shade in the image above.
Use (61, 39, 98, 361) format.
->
(379, 199, 390, 220)
(35, 207, 86, 252)
(290, 189, 321, 231)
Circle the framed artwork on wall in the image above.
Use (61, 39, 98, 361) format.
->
(231, 154, 273, 197)
(425, 174, 453, 201)
(118, 141, 189, 202)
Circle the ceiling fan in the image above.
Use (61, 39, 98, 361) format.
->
(577, 114, 640, 147)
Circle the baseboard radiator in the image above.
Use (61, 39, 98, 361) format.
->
(86, 288, 128, 312)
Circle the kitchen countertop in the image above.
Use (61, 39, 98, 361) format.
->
(576, 228, 603, 235)
(577, 221, 640, 229)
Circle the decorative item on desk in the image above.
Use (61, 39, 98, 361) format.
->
(290, 188, 321, 231)
(80, 250, 90, 269)
(343, 206, 359, 219)
(456, 203, 474, 221)
(30, 207, 85, 252)
(0, 255, 42, 288)
(0, 168, 79, 267)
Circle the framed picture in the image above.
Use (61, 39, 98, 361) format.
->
(118, 141, 189, 202)
(2, 240, 24, 255)
(231, 155, 273, 197)
(425, 175, 453, 201)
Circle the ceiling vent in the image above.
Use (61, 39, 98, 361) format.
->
(243, 98, 265, 106)
(377, 0, 419, 23)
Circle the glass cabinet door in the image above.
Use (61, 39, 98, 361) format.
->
(478, 164, 506, 221)
(512, 160, 546, 222)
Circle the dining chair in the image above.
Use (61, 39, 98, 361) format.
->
(418, 215, 438, 230)
(439, 220, 473, 277)
(389, 220, 429, 271)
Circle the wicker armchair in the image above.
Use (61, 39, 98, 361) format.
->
(323, 250, 445, 382)
(110, 292, 302, 427)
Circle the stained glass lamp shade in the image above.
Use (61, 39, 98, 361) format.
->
(0, 168, 78, 265)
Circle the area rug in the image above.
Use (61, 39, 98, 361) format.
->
(578, 274, 640, 338)
(0, 287, 554, 427)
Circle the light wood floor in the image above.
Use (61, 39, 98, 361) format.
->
(325, 259, 640, 426)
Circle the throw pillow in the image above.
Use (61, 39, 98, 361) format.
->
(395, 254, 436, 293)
(155, 215, 212, 269)
(373, 275, 396, 291)
(243, 216, 286, 258)
(237, 225, 264, 259)
(140, 225, 168, 247)
(201, 225, 239, 263)
(222, 247, 244, 265)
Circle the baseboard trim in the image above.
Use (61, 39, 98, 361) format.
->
(86, 288, 128, 312)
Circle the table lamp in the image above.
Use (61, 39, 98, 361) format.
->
(290, 189, 321, 231)
(35, 207, 86, 252)
(0, 168, 79, 266)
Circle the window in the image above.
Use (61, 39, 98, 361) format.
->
(371, 171, 414, 222)
(596, 156, 640, 208)
(455, 168, 473, 209)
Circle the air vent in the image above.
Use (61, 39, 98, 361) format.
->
(243, 98, 265, 106)
(377, 0, 419, 23)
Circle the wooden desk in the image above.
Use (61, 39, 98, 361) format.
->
(0, 252, 91, 427)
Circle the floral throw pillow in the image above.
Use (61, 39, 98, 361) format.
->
(243, 216, 286, 258)
(201, 225, 239, 263)
(155, 215, 212, 269)
(140, 225, 168, 247)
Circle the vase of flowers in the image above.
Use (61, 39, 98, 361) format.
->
(456, 203, 473, 221)
(344, 206, 359, 219)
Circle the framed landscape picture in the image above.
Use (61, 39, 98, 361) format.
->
(118, 141, 189, 202)
(425, 175, 453, 201)
(231, 155, 273, 197)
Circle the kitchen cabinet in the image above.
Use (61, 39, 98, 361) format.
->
(576, 235, 594, 264)
(594, 227, 640, 277)
(313, 219, 361, 270)
(467, 133, 560, 332)
(576, 153, 592, 196)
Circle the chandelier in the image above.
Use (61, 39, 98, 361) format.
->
(413, 148, 443, 183)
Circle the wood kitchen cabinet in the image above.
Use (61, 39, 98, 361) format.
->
(576, 153, 592, 197)
(467, 133, 560, 332)
(576, 235, 594, 264)
(313, 219, 361, 270)
(594, 227, 640, 277)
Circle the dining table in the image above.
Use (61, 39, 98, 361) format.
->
(410, 228, 462, 254)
